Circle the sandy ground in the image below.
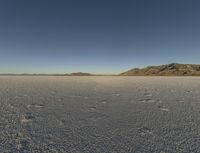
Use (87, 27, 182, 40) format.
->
(0, 76, 200, 153)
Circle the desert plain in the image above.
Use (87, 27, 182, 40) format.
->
(0, 76, 200, 152)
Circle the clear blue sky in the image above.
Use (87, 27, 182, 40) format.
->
(0, 0, 200, 74)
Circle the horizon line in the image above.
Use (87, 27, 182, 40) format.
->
(1, 62, 200, 75)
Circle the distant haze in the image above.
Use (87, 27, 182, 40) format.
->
(0, 0, 200, 74)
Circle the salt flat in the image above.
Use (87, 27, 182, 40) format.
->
(0, 76, 200, 153)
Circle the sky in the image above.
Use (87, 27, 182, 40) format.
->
(0, 0, 200, 74)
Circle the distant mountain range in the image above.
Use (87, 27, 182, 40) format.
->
(1, 63, 200, 76)
(0, 73, 95, 76)
(120, 63, 200, 76)
(65, 72, 95, 76)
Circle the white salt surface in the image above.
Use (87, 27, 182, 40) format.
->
(0, 76, 200, 152)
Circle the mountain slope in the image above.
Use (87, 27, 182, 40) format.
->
(65, 72, 94, 76)
(120, 63, 200, 76)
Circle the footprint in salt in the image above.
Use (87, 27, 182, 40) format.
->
(138, 127, 153, 136)
(157, 99, 162, 103)
(186, 90, 192, 93)
(8, 103, 14, 109)
(144, 93, 152, 97)
(88, 106, 97, 111)
(101, 100, 107, 104)
(144, 88, 152, 97)
(20, 112, 35, 123)
(51, 91, 57, 95)
(140, 98, 155, 103)
(27, 103, 45, 109)
(158, 105, 169, 112)
(112, 93, 120, 96)
(177, 98, 184, 103)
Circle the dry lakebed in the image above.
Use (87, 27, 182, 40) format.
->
(0, 76, 200, 152)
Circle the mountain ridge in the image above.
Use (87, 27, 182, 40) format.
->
(120, 63, 200, 76)
(66, 72, 95, 76)
(1, 63, 200, 76)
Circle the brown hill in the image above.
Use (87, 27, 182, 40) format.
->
(120, 63, 200, 76)
(67, 72, 94, 76)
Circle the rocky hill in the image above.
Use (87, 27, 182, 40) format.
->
(66, 72, 94, 76)
(120, 63, 200, 76)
